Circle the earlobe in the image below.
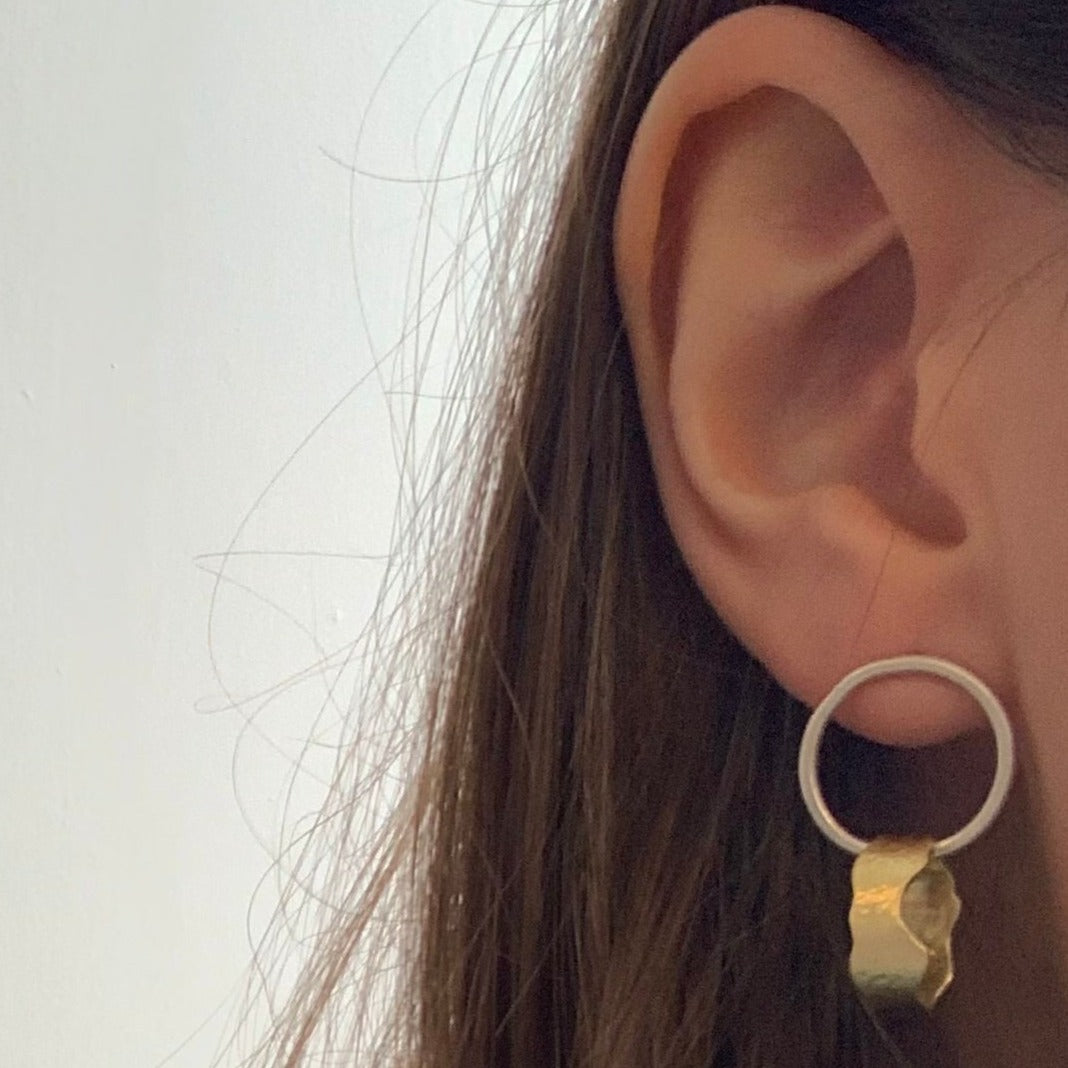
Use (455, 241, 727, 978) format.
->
(612, 5, 1029, 746)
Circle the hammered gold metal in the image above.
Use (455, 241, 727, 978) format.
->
(848, 836, 961, 1010)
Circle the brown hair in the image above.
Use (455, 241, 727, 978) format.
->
(234, 2, 1068, 1065)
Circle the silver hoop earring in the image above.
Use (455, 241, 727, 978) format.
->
(797, 654, 1015, 1010)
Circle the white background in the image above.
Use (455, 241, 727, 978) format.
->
(1, 2, 560, 1064)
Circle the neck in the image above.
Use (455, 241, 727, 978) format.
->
(900, 735, 1068, 1066)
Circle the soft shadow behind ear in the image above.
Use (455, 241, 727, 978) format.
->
(611, 4, 1049, 746)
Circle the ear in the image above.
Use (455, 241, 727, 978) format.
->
(613, 5, 1061, 745)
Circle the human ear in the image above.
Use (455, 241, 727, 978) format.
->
(612, 5, 1066, 745)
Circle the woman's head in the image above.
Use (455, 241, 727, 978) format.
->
(248, 3, 1068, 1065)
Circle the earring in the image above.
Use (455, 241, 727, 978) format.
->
(797, 655, 1015, 1011)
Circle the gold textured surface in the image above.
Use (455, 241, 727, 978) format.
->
(848, 836, 961, 1010)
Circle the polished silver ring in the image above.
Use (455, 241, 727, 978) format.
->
(798, 655, 1015, 857)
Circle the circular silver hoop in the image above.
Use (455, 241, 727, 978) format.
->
(798, 655, 1015, 857)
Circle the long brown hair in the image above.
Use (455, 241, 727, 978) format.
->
(233, 2, 1068, 1065)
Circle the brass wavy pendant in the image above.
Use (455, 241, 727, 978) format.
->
(848, 836, 961, 1010)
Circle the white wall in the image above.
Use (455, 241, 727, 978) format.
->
(1, 3, 555, 1064)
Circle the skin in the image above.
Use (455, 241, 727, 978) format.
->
(612, 5, 1068, 1063)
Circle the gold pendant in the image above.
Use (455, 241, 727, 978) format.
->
(848, 836, 961, 1010)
